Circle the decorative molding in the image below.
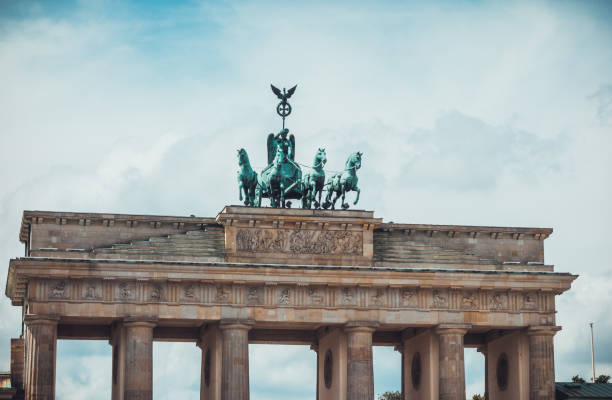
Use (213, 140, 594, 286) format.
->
(37, 278, 558, 317)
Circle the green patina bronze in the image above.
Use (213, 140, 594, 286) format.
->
(235, 85, 363, 209)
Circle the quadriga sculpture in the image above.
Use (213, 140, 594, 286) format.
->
(322, 151, 362, 210)
(301, 148, 327, 209)
(237, 148, 258, 206)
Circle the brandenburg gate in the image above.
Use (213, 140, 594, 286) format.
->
(5, 206, 575, 400)
(4, 86, 576, 399)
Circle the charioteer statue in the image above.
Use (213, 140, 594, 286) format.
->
(237, 84, 363, 210)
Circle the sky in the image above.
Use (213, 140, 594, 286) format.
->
(0, 0, 611, 398)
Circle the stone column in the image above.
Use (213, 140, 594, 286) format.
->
(527, 326, 560, 400)
(199, 324, 222, 400)
(24, 315, 59, 400)
(123, 318, 156, 400)
(110, 322, 127, 400)
(344, 321, 378, 400)
(477, 345, 488, 400)
(219, 319, 254, 400)
(435, 324, 470, 400)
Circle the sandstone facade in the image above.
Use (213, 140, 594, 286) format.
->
(5, 207, 576, 400)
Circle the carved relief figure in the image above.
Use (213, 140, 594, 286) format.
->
(371, 289, 385, 306)
(342, 288, 354, 304)
(432, 289, 448, 308)
(402, 289, 417, 307)
(279, 288, 290, 305)
(522, 293, 537, 310)
(215, 285, 231, 302)
(308, 287, 324, 304)
(489, 292, 507, 310)
(184, 284, 195, 299)
(119, 282, 134, 300)
(150, 284, 162, 300)
(462, 292, 478, 309)
(247, 287, 260, 303)
(51, 281, 66, 298)
(84, 285, 97, 299)
(236, 228, 362, 255)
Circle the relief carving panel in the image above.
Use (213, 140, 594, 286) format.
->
(370, 288, 386, 307)
(431, 289, 449, 308)
(461, 291, 479, 309)
(48, 280, 69, 299)
(235, 228, 362, 255)
(339, 287, 356, 306)
(82, 280, 102, 300)
(148, 283, 166, 302)
(489, 291, 509, 310)
(277, 287, 291, 305)
(247, 286, 263, 305)
(181, 283, 199, 302)
(116, 282, 136, 301)
(521, 292, 537, 310)
(307, 287, 325, 306)
(401, 289, 418, 308)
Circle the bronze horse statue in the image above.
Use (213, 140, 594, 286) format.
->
(301, 148, 327, 209)
(237, 148, 257, 206)
(322, 152, 362, 210)
(255, 147, 285, 208)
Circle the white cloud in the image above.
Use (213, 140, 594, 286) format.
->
(0, 1, 611, 398)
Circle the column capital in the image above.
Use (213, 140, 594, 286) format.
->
(344, 321, 379, 333)
(435, 324, 471, 335)
(123, 316, 157, 328)
(23, 314, 60, 326)
(527, 325, 561, 336)
(218, 318, 255, 331)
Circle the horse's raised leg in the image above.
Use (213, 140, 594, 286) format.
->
(238, 180, 244, 203)
(353, 186, 361, 205)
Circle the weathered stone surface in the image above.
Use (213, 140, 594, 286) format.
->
(345, 322, 377, 400)
(436, 324, 470, 400)
(219, 320, 253, 400)
(10, 338, 24, 392)
(5, 207, 577, 400)
(24, 315, 59, 400)
(123, 319, 156, 400)
(528, 326, 560, 400)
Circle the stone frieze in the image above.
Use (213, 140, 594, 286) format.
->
(35, 278, 554, 315)
(235, 228, 362, 255)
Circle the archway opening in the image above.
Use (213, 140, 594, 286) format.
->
(249, 344, 316, 400)
(55, 340, 111, 400)
(153, 341, 200, 399)
(465, 347, 485, 399)
(373, 345, 401, 399)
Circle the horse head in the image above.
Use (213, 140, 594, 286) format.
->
(314, 148, 327, 168)
(237, 148, 250, 167)
(345, 151, 362, 171)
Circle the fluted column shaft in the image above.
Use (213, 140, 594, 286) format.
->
(220, 320, 253, 400)
(24, 315, 59, 400)
(345, 322, 378, 400)
(436, 324, 469, 400)
(528, 326, 560, 400)
(124, 319, 156, 400)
